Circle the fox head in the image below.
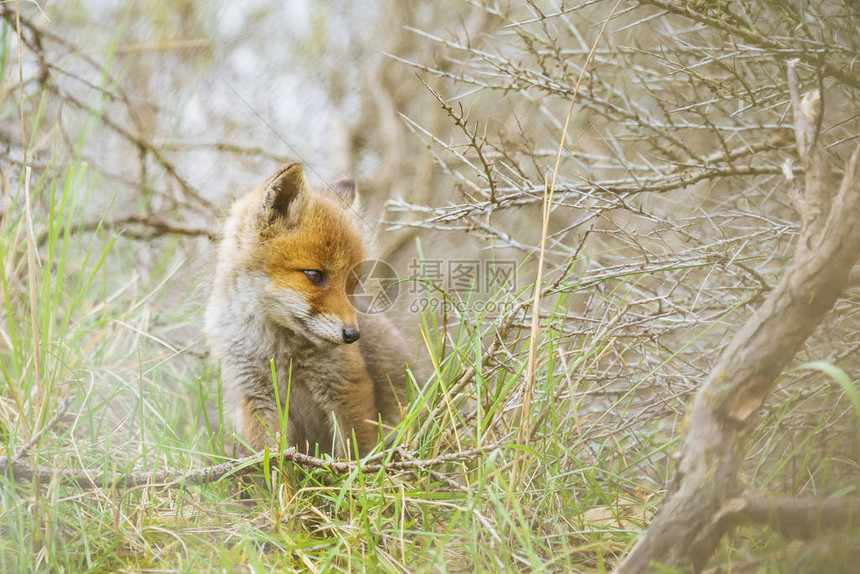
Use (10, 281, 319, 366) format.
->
(231, 163, 367, 346)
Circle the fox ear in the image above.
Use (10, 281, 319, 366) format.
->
(263, 163, 307, 221)
(330, 179, 357, 207)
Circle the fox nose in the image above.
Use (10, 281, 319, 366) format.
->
(342, 326, 361, 344)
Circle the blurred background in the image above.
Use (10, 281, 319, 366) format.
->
(1, 0, 859, 570)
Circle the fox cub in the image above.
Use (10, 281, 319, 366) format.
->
(205, 163, 409, 458)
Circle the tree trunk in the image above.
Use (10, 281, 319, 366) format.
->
(616, 61, 860, 573)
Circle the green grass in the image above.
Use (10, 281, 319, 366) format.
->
(0, 155, 666, 572)
(2, 161, 856, 571)
(1, 13, 859, 574)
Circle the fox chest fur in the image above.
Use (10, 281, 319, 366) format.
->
(205, 164, 408, 457)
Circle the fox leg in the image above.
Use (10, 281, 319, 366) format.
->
(239, 397, 280, 453)
(330, 361, 380, 458)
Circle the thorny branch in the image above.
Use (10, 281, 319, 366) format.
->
(392, 1, 860, 569)
(616, 60, 860, 574)
(638, 0, 860, 91)
(3, 1, 859, 568)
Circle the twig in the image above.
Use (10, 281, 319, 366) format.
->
(11, 395, 74, 463)
(73, 215, 221, 241)
(0, 442, 506, 491)
(637, 0, 860, 90)
(418, 79, 501, 202)
(508, 0, 623, 500)
(616, 65, 860, 573)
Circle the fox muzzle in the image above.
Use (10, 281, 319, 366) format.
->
(342, 326, 361, 344)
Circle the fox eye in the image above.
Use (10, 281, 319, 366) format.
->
(303, 269, 325, 285)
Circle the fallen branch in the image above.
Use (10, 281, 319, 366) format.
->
(0, 441, 503, 491)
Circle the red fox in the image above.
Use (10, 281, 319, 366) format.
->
(205, 163, 409, 458)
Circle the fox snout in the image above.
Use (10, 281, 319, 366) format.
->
(342, 326, 360, 344)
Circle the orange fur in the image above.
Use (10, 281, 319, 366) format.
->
(206, 163, 409, 458)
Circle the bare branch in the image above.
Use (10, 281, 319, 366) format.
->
(72, 215, 221, 242)
(726, 491, 860, 540)
(616, 82, 860, 572)
(0, 442, 505, 491)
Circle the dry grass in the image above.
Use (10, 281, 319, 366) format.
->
(0, 1, 858, 572)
